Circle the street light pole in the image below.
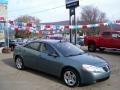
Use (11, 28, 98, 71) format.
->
(65, 0, 79, 44)
(69, 9, 72, 43)
(74, 9, 77, 45)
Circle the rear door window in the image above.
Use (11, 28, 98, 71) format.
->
(25, 42, 40, 51)
(40, 43, 56, 54)
(102, 32, 111, 37)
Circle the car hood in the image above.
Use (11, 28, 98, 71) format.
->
(67, 53, 107, 66)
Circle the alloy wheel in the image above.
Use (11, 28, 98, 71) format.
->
(64, 70, 77, 87)
(15, 57, 24, 70)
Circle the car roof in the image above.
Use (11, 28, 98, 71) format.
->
(31, 39, 66, 44)
(48, 36, 63, 37)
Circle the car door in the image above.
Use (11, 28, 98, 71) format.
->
(111, 32, 120, 48)
(23, 42, 41, 69)
(37, 42, 62, 76)
(100, 32, 113, 48)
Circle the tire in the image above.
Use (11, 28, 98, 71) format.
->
(88, 43, 96, 52)
(15, 56, 24, 70)
(99, 48, 105, 51)
(62, 68, 80, 87)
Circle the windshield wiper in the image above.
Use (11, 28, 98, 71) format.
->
(66, 53, 83, 57)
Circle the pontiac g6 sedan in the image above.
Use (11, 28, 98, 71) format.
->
(13, 39, 111, 87)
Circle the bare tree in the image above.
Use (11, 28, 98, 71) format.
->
(14, 15, 40, 24)
(15, 30, 31, 38)
(14, 15, 41, 38)
(81, 6, 107, 24)
(80, 6, 108, 35)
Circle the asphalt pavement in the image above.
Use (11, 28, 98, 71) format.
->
(0, 48, 120, 90)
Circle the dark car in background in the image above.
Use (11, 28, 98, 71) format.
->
(0, 42, 5, 47)
(9, 39, 28, 51)
(9, 39, 24, 51)
(9, 40, 17, 51)
(0, 40, 17, 51)
(13, 39, 111, 87)
(9, 38, 38, 51)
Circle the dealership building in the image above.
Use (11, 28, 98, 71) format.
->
(0, 0, 8, 42)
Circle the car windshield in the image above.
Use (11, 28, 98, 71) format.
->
(54, 42, 85, 57)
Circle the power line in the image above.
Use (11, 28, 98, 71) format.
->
(8, 5, 65, 18)
(29, 5, 65, 15)
(8, 0, 64, 13)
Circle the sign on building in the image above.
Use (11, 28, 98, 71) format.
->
(0, 3, 7, 42)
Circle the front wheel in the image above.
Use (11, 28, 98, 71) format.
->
(88, 43, 96, 52)
(15, 57, 24, 70)
(62, 68, 80, 87)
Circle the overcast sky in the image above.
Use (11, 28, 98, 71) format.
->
(8, 0, 120, 23)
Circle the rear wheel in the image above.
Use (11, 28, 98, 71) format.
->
(88, 43, 96, 52)
(15, 57, 24, 70)
(62, 68, 80, 87)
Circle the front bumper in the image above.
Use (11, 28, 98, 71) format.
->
(80, 66, 111, 84)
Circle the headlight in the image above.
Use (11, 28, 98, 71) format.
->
(82, 64, 105, 73)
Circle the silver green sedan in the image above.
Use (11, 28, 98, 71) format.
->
(13, 39, 111, 87)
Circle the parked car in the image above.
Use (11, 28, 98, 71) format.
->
(9, 39, 17, 51)
(13, 39, 111, 87)
(16, 38, 25, 45)
(0, 42, 5, 53)
(0, 39, 17, 51)
(0, 41, 5, 47)
(8, 39, 27, 51)
(84, 30, 120, 52)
